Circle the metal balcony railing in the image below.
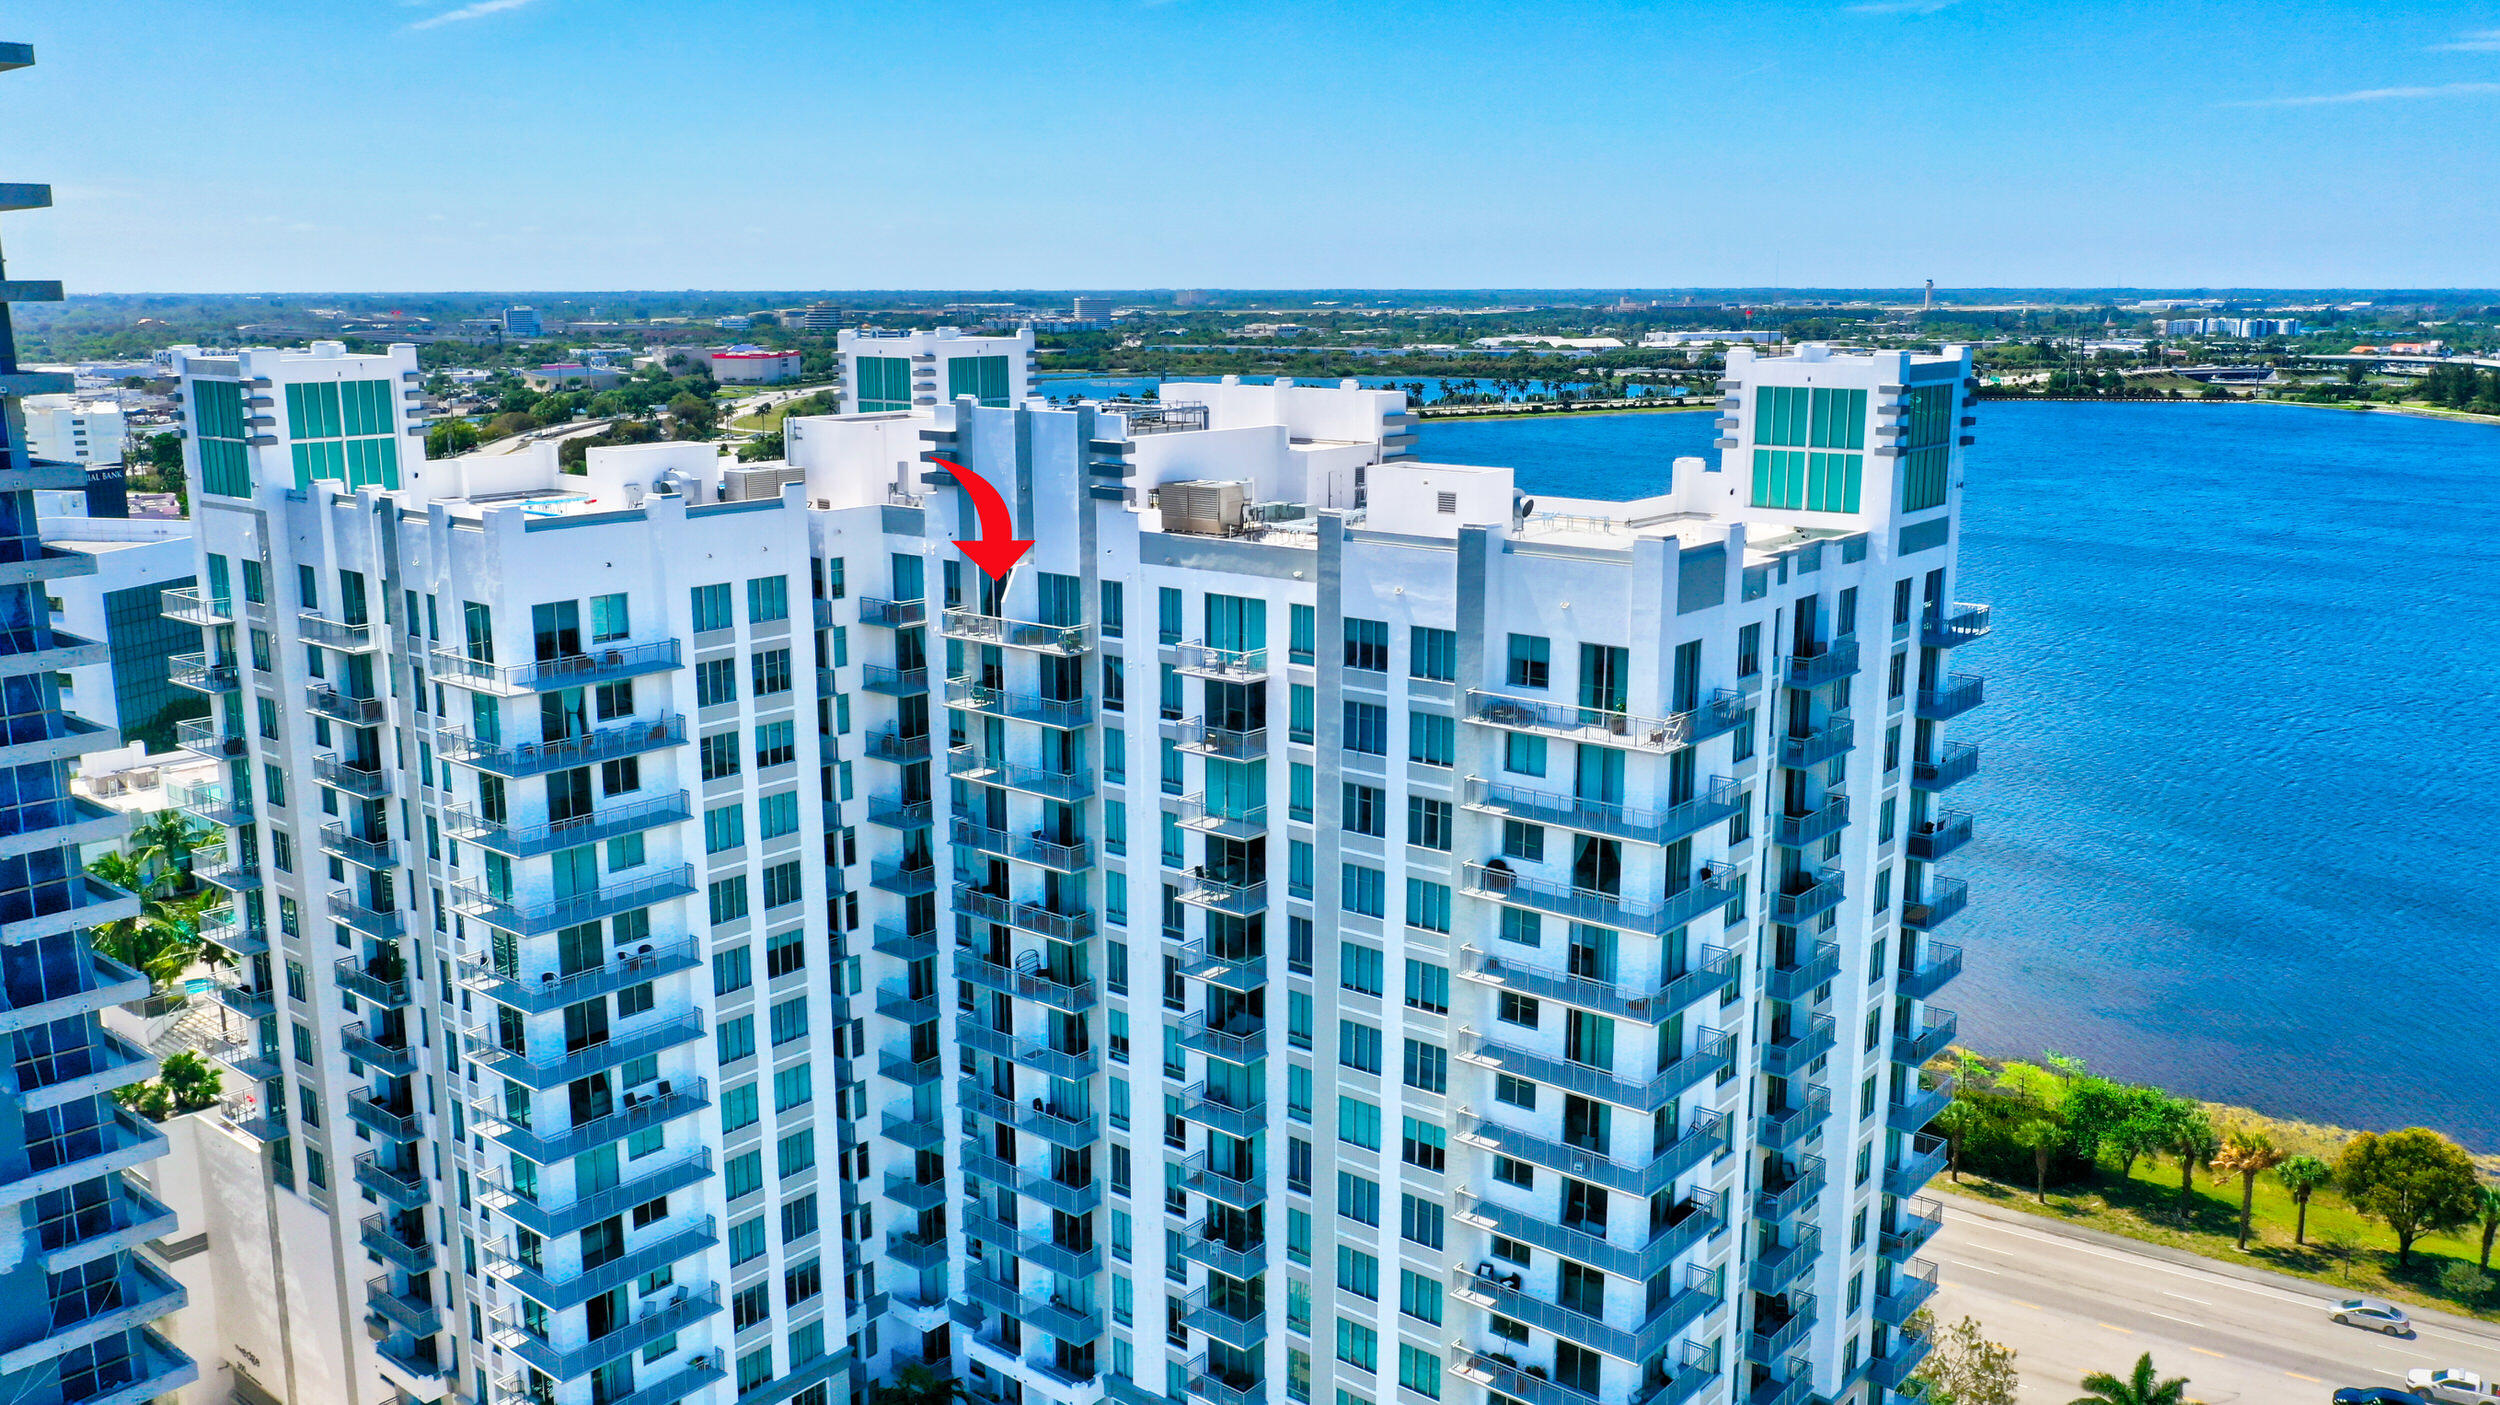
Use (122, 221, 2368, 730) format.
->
(1912, 741, 1980, 791)
(1162, 716, 1267, 759)
(1769, 793, 1848, 849)
(443, 790, 692, 858)
(304, 684, 384, 725)
(941, 609, 1092, 655)
(1460, 861, 1741, 937)
(431, 638, 683, 694)
(1902, 876, 1969, 930)
(1921, 602, 1991, 648)
(449, 865, 696, 936)
(1905, 809, 1973, 861)
(1463, 776, 1745, 849)
(1465, 688, 1750, 754)
(1916, 674, 1985, 721)
(434, 713, 686, 778)
(946, 678, 1093, 729)
(1785, 638, 1860, 687)
(1777, 715, 1854, 769)
(1456, 941, 1734, 1025)
(1167, 640, 1267, 680)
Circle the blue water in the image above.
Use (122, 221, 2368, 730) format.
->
(1417, 402, 2500, 1146)
(1034, 374, 1682, 405)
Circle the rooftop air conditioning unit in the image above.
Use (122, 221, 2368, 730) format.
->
(1162, 480, 1245, 537)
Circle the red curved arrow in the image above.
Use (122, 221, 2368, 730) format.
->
(932, 456, 1033, 580)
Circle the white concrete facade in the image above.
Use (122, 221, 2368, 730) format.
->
(834, 328, 1033, 415)
(23, 395, 128, 465)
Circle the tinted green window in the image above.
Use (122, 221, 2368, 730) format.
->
(194, 381, 252, 497)
(284, 378, 399, 489)
(858, 357, 913, 412)
(946, 354, 1010, 407)
(1754, 385, 1865, 450)
(1751, 447, 1861, 513)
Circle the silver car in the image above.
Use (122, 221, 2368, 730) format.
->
(2332, 1297, 2413, 1335)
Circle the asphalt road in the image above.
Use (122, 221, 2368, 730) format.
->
(1929, 1195, 2500, 1404)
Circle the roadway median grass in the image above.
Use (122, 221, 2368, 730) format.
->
(1933, 1091, 2500, 1323)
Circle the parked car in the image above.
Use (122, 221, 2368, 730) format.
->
(2335, 1390, 2429, 1405)
(2408, 1370, 2500, 1404)
(2331, 1298, 2414, 1335)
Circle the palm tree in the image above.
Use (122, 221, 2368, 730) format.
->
(1933, 1094, 1982, 1183)
(87, 851, 210, 990)
(2070, 1352, 2190, 1405)
(2210, 1129, 2287, 1250)
(2166, 1104, 2220, 1216)
(2012, 1113, 2064, 1203)
(2476, 1185, 2500, 1271)
(2277, 1155, 2334, 1245)
(126, 809, 208, 891)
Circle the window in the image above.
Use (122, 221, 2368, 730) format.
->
(1337, 1171, 1380, 1226)
(756, 720, 796, 768)
(1410, 626, 1456, 681)
(1341, 942, 1384, 995)
(729, 1216, 766, 1264)
(1407, 796, 1452, 850)
(1497, 991, 1540, 1028)
(1290, 684, 1315, 744)
(1336, 1318, 1378, 1372)
(773, 1061, 812, 1111)
(769, 997, 809, 1045)
(691, 583, 732, 633)
(717, 1015, 757, 1063)
(700, 731, 742, 780)
(1289, 603, 1316, 664)
(705, 803, 746, 854)
(1408, 712, 1454, 767)
(1404, 960, 1448, 1014)
(1402, 1039, 1448, 1094)
(1507, 634, 1550, 688)
(709, 875, 750, 925)
(763, 861, 803, 910)
(1343, 783, 1386, 837)
(1404, 879, 1450, 934)
(713, 945, 752, 993)
(721, 1082, 759, 1131)
(1101, 581, 1124, 637)
(1339, 1096, 1381, 1150)
(1341, 864, 1384, 918)
(1158, 586, 1183, 644)
(696, 658, 737, 707)
(765, 926, 806, 978)
(725, 1150, 764, 1200)
(752, 648, 792, 697)
(1398, 1344, 1443, 1400)
(1503, 732, 1546, 776)
(945, 354, 1011, 406)
(1338, 1245, 1380, 1299)
(1339, 1020, 1382, 1074)
(1752, 385, 1868, 512)
(1401, 1193, 1445, 1249)
(1344, 618, 1389, 672)
(1402, 1116, 1447, 1172)
(781, 1192, 820, 1240)
(758, 791, 799, 839)
(1343, 701, 1387, 755)
(1738, 623, 1762, 677)
(1400, 1270, 1444, 1325)
(1501, 820, 1544, 862)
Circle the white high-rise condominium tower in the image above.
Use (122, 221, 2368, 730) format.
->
(0, 36, 200, 1405)
(165, 329, 1982, 1405)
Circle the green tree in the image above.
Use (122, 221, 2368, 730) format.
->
(736, 431, 785, 462)
(87, 852, 209, 989)
(158, 1049, 222, 1112)
(1934, 1093, 1984, 1184)
(2012, 1113, 2063, 1204)
(2070, 1352, 2189, 1405)
(125, 809, 208, 892)
(1907, 1310, 2019, 1405)
(427, 418, 481, 458)
(2278, 1155, 2335, 1245)
(2162, 1101, 2219, 1214)
(667, 391, 717, 440)
(874, 1363, 965, 1405)
(2340, 1128, 2484, 1267)
(2211, 1128, 2286, 1250)
(2476, 1185, 2500, 1270)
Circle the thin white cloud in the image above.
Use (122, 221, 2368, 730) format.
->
(2222, 80, 2500, 107)
(1846, 0, 1958, 13)
(2431, 27, 2500, 50)
(408, 0, 541, 30)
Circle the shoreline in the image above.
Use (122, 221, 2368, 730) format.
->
(1981, 394, 2500, 429)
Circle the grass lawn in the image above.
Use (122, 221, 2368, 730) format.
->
(1938, 1152, 2500, 1320)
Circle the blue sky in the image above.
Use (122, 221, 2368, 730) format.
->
(10, 0, 2500, 292)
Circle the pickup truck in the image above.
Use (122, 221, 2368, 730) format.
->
(2407, 1370, 2500, 1404)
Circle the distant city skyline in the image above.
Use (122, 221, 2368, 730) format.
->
(12, 0, 2500, 292)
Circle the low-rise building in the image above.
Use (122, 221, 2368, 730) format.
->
(1642, 331, 1784, 347)
(710, 348, 803, 384)
(23, 391, 128, 464)
(521, 362, 626, 391)
(503, 305, 544, 338)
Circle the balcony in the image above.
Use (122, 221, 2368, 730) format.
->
(948, 679, 1093, 729)
(1897, 942, 1963, 1001)
(1451, 1261, 1722, 1365)
(1179, 1222, 1266, 1279)
(1172, 793, 1266, 840)
(1181, 1080, 1265, 1136)
(1755, 1159, 1826, 1225)
(1175, 866, 1267, 916)
(1894, 1008, 1958, 1066)
(954, 947, 1102, 1015)
(360, 1215, 433, 1272)
(211, 977, 276, 1020)
(1777, 716, 1854, 769)
(858, 596, 927, 628)
(366, 1274, 443, 1337)
(1167, 640, 1266, 681)
(431, 638, 683, 694)
(167, 778, 251, 828)
(1885, 1134, 1950, 1198)
(1763, 942, 1840, 1002)
(348, 1090, 424, 1141)
(304, 684, 385, 725)
(1875, 1259, 1939, 1326)
(1888, 1078, 1953, 1135)
(1456, 941, 1734, 1025)
(339, 1025, 417, 1075)
(1747, 1362, 1814, 1405)
(1770, 869, 1845, 925)
(1454, 1106, 1725, 1199)
(1460, 862, 1741, 937)
(1163, 716, 1266, 760)
(866, 793, 935, 830)
(312, 753, 389, 798)
(946, 746, 1094, 801)
(318, 823, 394, 869)
(1911, 741, 1980, 791)
(865, 727, 932, 764)
(1881, 1197, 1944, 1261)
(1021, 1099, 1102, 1150)
(1902, 876, 1969, 930)
(458, 933, 702, 1014)
(1921, 603, 1991, 648)
(883, 1169, 948, 1211)
(1906, 810, 1972, 861)
(1916, 675, 1984, 721)
(473, 1076, 709, 1164)
(863, 664, 929, 696)
(889, 1226, 950, 1270)
(445, 790, 692, 859)
(490, 1282, 721, 1383)
(485, 1218, 720, 1313)
(193, 849, 262, 894)
(1454, 1188, 1724, 1282)
(1749, 1226, 1822, 1296)
(1465, 688, 1751, 754)
(175, 717, 248, 760)
(196, 906, 267, 957)
(951, 817, 1092, 872)
(1464, 776, 1745, 850)
(941, 609, 1092, 655)
(1785, 638, 1860, 688)
(873, 924, 937, 960)
(1181, 1152, 1264, 1210)
(1770, 794, 1848, 850)
(448, 864, 696, 936)
(334, 956, 413, 1007)
(955, 885, 1094, 943)
(1762, 1015, 1837, 1076)
(329, 889, 408, 939)
(1175, 936, 1268, 993)
(159, 585, 228, 626)
(878, 1046, 945, 1087)
(353, 1152, 428, 1207)
(1179, 1009, 1266, 1064)
(480, 1148, 714, 1240)
(1866, 1325, 1933, 1391)
(465, 1015, 707, 1092)
(434, 713, 686, 778)
(1756, 1087, 1831, 1152)
(1459, 1348, 1720, 1405)
(298, 611, 380, 651)
(1180, 1287, 1267, 1351)
(1747, 1294, 1818, 1367)
(168, 652, 239, 694)
(870, 859, 938, 897)
(1459, 1026, 1732, 1115)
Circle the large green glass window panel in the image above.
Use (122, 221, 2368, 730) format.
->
(1902, 446, 1949, 512)
(341, 379, 395, 437)
(857, 357, 913, 412)
(1751, 447, 1861, 513)
(1754, 385, 1866, 450)
(1907, 383, 1954, 449)
(947, 355, 1010, 407)
(286, 381, 343, 440)
(194, 380, 246, 440)
(195, 381, 254, 497)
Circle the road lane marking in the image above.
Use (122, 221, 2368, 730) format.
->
(2286, 1373, 2322, 1383)
(2098, 1323, 2135, 1334)
(2147, 1311, 2203, 1326)
(2011, 1300, 2045, 1311)
(1956, 1218, 2344, 1308)
(2190, 1348, 2226, 1358)
(2162, 1291, 2210, 1304)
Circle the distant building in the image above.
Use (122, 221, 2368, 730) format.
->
(502, 305, 543, 337)
(520, 362, 625, 391)
(1473, 334, 1625, 349)
(835, 325, 1032, 411)
(1072, 295, 1114, 321)
(21, 392, 127, 464)
(792, 301, 842, 332)
(716, 313, 754, 329)
(38, 505, 202, 750)
(1641, 329, 1784, 347)
(708, 348, 804, 384)
(2159, 317, 2303, 339)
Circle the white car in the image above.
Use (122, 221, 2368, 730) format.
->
(2408, 1369, 2500, 1404)
(2332, 1297, 2413, 1335)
